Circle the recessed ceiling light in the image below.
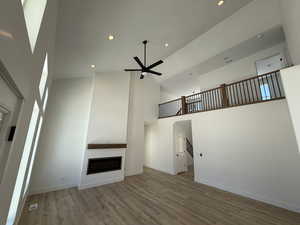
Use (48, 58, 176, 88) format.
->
(108, 34, 114, 40)
(164, 43, 169, 47)
(225, 59, 233, 64)
(217, 0, 225, 6)
(257, 34, 264, 39)
(91, 64, 96, 68)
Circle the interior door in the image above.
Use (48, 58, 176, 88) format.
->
(0, 73, 21, 182)
(175, 136, 187, 174)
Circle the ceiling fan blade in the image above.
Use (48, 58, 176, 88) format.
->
(124, 69, 142, 71)
(147, 70, 162, 76)
(134, 57, 145, 68)
(146, 60, 163, 70)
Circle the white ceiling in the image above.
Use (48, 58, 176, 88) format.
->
(54, 0, 253, 78)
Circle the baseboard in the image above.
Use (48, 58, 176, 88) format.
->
(29, 183, 77, 195)
(125, 167, 144, 177)
(125, 171, 143, 177)
(78, 176, 124, 190)
(198, 178, 300, 213)
(144, 165, 176, 175)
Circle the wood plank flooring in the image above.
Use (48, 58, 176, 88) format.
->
(19, 167, 300, 225)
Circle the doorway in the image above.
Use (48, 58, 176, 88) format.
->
(173, 120, 194, 180)
(0, 62, 23, 183)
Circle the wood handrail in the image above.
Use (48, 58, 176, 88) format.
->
(159, 69, 285, 118)
(87, 144, 127, 149)
(226, 70, 280, 87)
(186, 138, 193, 158)
(161, 70, 282, 106)
(186, 86, 221, 98)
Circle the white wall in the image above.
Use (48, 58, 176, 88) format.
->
(281, 65, 300, 153)
(280, 0, 300, 65)
(86, 72, 130, 144)
(0, 0, 58, 224)
(161, 43, 290, 99)
(144, 77, 160, 123)
(30, 78, 93, 194)
(126, 73, 144, 176)
(145, 121, 176, 175)
(145, 100, 300, 212)
(195, 43, 290, 91)
(160, 89, 177, 103)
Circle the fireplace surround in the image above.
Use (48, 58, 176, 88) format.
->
(87, 157, 122, 175)
(79, 144, 126, 189)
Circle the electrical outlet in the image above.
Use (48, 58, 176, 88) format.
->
(28, 203, 38, 211)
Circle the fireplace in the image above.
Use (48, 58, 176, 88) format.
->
(79, 144, 126, 189)
(87, 157, 122, 175)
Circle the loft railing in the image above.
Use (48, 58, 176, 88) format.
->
(159, 70, 285, 118)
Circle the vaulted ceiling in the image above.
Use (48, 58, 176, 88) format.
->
(54, 0, 253, 78)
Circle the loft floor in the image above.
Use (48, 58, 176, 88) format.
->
(19, 168, 300, 225)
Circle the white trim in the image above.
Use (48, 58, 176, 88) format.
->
(144, 165, 176, 176)
(78, 176, 124, 190)
(0, 60, 23, 99)
(29, 183, 77, 196)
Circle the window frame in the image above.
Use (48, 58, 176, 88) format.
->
(6, 102, 40, 225)
(39, 54, 48, 100)
(260, 83, 271, 101)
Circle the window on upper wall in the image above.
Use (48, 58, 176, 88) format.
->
(22, 0, 47, 52)
(43, 88, 49, 111)
(6, 102, 39, 225)
(23, 116, 43, 197)
(260, 83, 271, 100)
(0, 111, 4, 133)
(21, 0, 29, 6)
(39, 54, 48, 99)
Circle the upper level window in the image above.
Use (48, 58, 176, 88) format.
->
(6, 102, 39, 225)
(43, 88, 49, 111)
(0, 111, 4, 132)
(22, 0, 47, 52)
(260, 83, 271, 100)
(21, 0, 27, 6)
(23, 116, 43, 197)
(39, 54, 48, 98)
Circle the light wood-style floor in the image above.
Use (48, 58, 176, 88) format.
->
(19, 167, 300, 225)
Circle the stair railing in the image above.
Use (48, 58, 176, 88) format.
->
(186, 138, 193, 158)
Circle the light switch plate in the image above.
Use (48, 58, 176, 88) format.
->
(28, 203, 38, 211)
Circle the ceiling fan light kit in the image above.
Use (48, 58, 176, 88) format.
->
(125, 40, 164, 79)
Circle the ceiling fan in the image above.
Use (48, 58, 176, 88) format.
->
(125, 40, 164, 79)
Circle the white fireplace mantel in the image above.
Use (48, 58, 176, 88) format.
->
(78, 145, 126, 190)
